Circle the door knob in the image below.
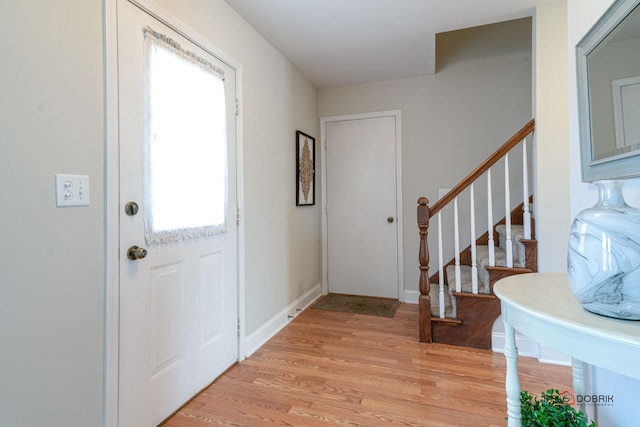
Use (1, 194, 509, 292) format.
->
(127, 245, 148, 260)
(387, 216, 394, 223)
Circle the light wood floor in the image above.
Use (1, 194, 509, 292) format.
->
(163, 303, 572, 426)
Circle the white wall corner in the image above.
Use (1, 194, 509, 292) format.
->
(243, 283, 322, 358)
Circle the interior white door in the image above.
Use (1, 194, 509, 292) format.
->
(117, 1, 238, 426)
(326, 116, 399, 298)
(613, 77, 640, 149)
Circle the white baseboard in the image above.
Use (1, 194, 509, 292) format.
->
(492, 316, 570, 366)
(243, 283, 322, 357)
(404, 289, 419, 304)
(537, 345, 571, 366)
(492, 330, 541, 358)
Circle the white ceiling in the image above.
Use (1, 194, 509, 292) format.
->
(224, 0, 551, 88)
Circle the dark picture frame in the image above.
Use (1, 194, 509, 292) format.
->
(296, 130, 315, 206)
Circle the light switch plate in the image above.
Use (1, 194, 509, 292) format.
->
(55, 174, 90, 207)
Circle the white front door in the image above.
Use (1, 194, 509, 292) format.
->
(117, 1, 238, 425)
(324, 114, 401, 299)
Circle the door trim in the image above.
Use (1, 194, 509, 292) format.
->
(320, 111, 404, 301)
(104, 1, 245, 425)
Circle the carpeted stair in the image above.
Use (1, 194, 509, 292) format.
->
(430, 224, 529, 318)
(426, 208, 537, 350)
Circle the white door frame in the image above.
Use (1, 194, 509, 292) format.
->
(104, 0, 245, 425)
(320, 111, 404, 301)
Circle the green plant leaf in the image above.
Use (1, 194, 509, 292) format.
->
(519, 390, 596, 427)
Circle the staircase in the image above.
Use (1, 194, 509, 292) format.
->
(417, 119, 536, 349)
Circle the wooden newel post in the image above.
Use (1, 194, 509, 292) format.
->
(417, 197, 431, 295)
(417, 197, 432, 342)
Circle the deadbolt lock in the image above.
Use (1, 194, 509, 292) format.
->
(125, 201, 139, 216)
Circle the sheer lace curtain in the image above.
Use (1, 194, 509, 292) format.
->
(143, 27, 228, 245)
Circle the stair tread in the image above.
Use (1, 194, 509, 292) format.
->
(476, 245, 524, 268)
(494, 224, 529, 266)
(495, 224, 524, 236)
(445, 264, 487, 295)
(429, 282, 453, 318)
(446, 246, 524, 294)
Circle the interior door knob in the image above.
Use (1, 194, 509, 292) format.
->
(387, 216, 394, 223)
(127, 245, 148, 260)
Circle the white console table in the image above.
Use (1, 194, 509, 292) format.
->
(494, 272, 640, 427)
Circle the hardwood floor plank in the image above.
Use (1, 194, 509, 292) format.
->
(244, 356, 425, 402)
(163, 303, 572, 426)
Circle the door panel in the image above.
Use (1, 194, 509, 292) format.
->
(326, 116, 399, 298)
(117, 1, 238, 425)
(149, 261, 184, 379)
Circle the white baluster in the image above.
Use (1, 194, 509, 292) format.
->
(438, 212, 445, 318)
(454, 197, 461, 293)
(470, 184, 478, 294)
(487, 169, 495, 267)
(522, 137, 531, 240)
(505, 154, 513, 268)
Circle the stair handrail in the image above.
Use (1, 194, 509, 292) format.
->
(428, 119, 535, 217)
(417, 118, 535, 343)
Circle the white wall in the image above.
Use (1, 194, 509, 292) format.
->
(319, 19, 532, 296)
(0, 1, 320, 425)
(567, 0, 640, 425)
(0, 2, 105, 425)
(533, 1, 571, 272)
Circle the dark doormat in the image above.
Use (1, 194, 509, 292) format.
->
(311, 294, 400, 318)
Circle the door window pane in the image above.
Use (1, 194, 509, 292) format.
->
(143, 28, 228, 245)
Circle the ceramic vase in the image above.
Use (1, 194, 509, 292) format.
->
(567, 180, 640, 320)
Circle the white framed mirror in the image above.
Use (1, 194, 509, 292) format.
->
(577, 0, 640, 181)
